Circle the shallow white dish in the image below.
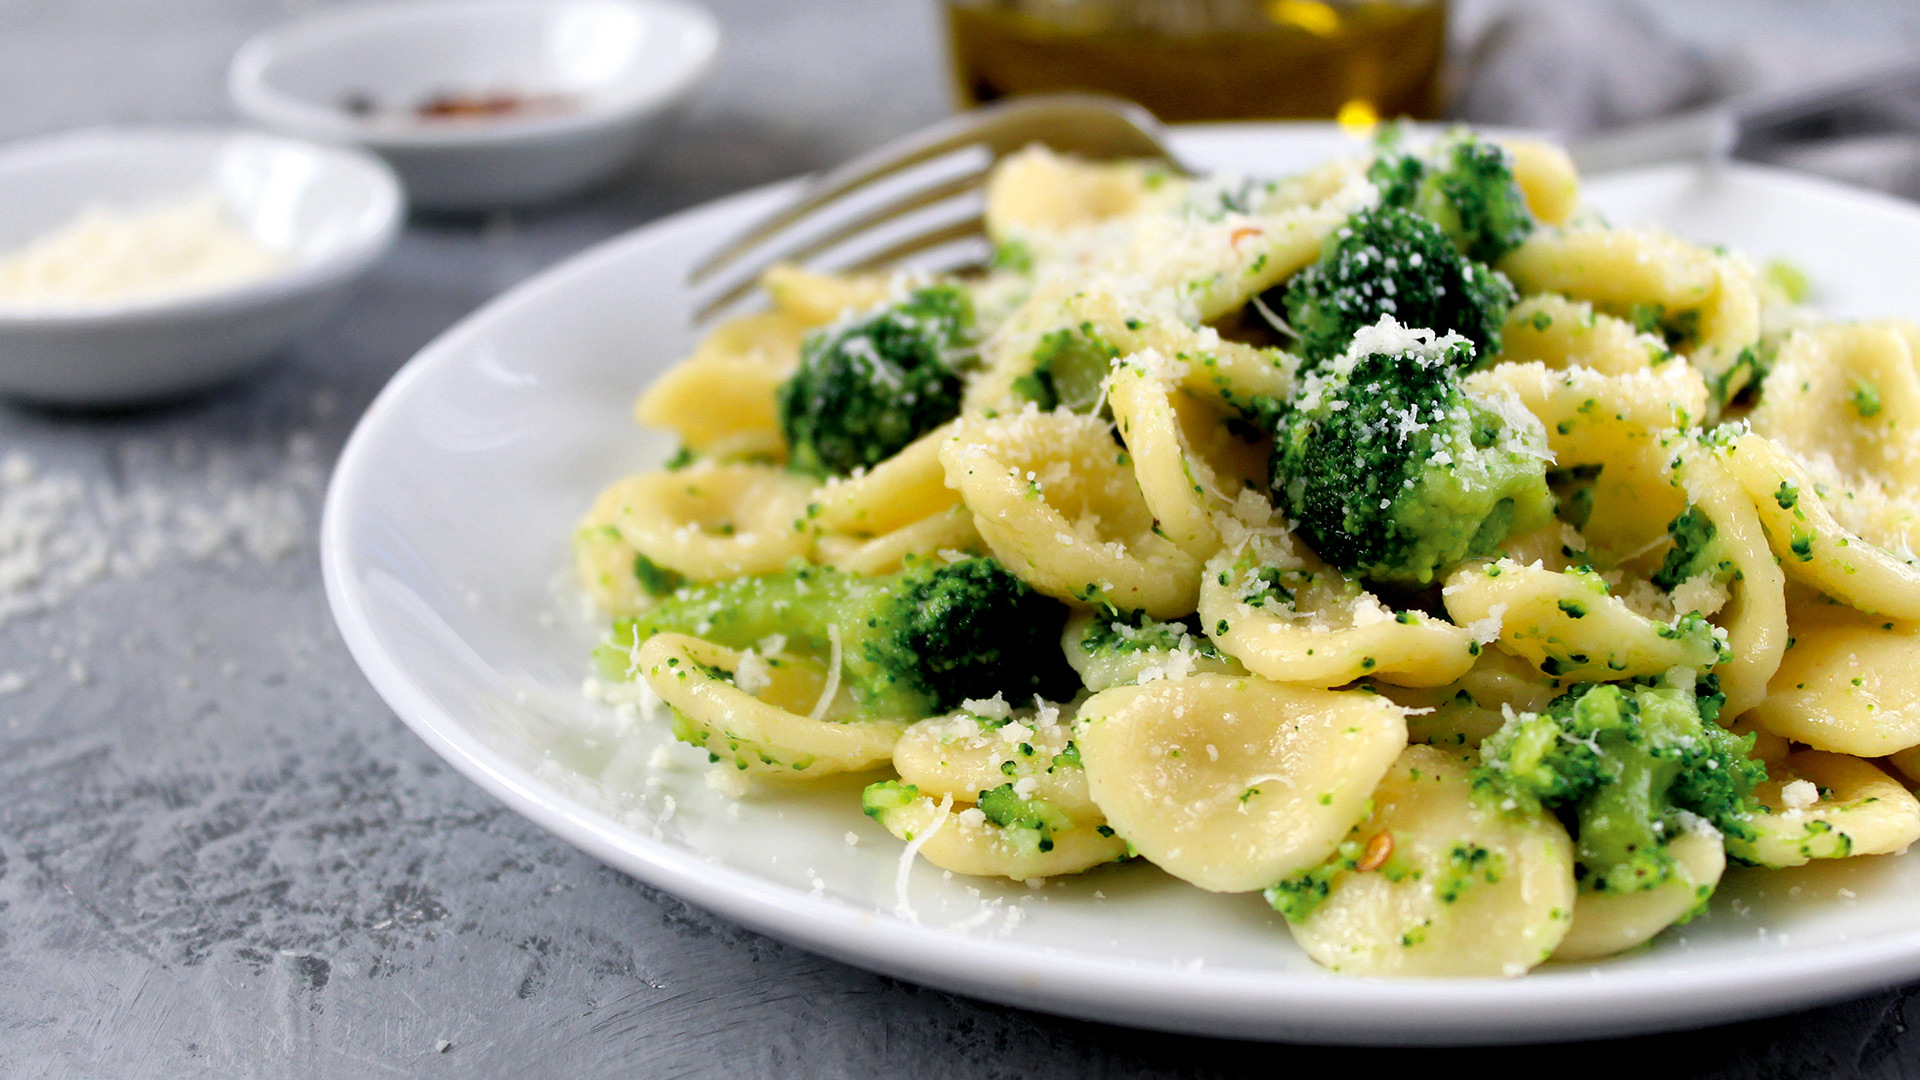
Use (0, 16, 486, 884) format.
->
(322, 124, 1920, 1045)
(229, 0, 720, 211)
(0, 126, 400, 406)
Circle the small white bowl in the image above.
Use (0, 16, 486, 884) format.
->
(227, 0, 720, 211)
(0, 127, 402, 406)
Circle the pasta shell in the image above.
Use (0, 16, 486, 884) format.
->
(638, 634, 903, 778)
(1551, 827, 1724, 962)
(1733, 751, 1920, 868)
(1075, 674, 1408, 892)
(1281, 745, 1576, 977)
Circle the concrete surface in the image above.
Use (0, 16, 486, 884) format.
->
(1, 2, 1918, 1077)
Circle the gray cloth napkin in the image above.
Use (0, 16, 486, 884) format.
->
(1450, 0, 1920, 196)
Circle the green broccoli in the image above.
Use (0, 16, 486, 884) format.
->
(1269, 321, 1555, 585)
(1708, 341, 1776, 409)
(1474, 673, 1766, 894)
(631, 553, 684, 597)
(1651, 505, 1738, 592)
(862, 779, 1076, 856)
(1372, 132, 1535, 264)
(863, 779, 921, 820)
(975, 782, 1073, 855)
(1546, 464, 1603, 532)
(1011, 324, 1118, 413)
(1064, 606, 1244, 691)
(777, 285, 974, 476)
(1279, 206, 1517, 368)
(599, 556, 1079, 717)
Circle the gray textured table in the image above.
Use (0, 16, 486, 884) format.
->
(2, 2, 1919, 1077)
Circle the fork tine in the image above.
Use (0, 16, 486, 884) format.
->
(843, 214, 987, 273)
(697, 168, 987, 306)
(691, 213, 989, 325)
(689, 117, 1008, 285)
(688, 95, 1174, 285)
(691, 270, 772, 326)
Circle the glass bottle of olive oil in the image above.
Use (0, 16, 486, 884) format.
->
(944, 0, 1448, 124)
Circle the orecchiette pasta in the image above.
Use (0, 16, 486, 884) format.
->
(634, 310, 802, 460)
(1551, 827, 1723, 962)
(1747, 622, 1920, 757)
(1060, 608, 1247, 692)
(1498, 295, 1670, 376)
(575, 483, 653, 616)
(1076, 674, 1408, 892)
(813, 504, 983, 576)
(1279, 745, 1576, 977)
(964, 285, 1297, 416)
(1465, 362, 1703, 556)
(1108, 354, 1269, 561)
(1442, 560, 1723, 681)
(865, 696, 1130, 881)
(605, 463, 815, 580)
(1202, 538, 1478, 688)
(985, 144, 1177, 240)
(639, 634, 903, 777)
(1375, 646, 1560, 750)
(939, 410, 1201, 617)
(1497, 138, 1580, 226)
(1748, 322, 1920, 553)
(1671, 446, 1789, 719)
(893, 704, 1097, 819)
(761, 263, 895, 327)
(1500, 225, 1759, 386)
(1096, 170, 1375, 323)
(1721, 433, 1920, 621)
(811, 421, 961, 537)
(1891, 746, 1920, 787)
(577, 128, 1920, 979)
(867, 791, 1130, 880)
(1734, 751, 1920, 868)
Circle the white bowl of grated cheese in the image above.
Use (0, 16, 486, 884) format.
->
(227, 0, 719, 211)
(0, 126, 402, 405)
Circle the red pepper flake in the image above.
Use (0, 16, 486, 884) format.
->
(1355, 831, 1394, 872)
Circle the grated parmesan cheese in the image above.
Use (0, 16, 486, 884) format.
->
(0, 191, 289, 311)
(1781, 779, 1820, 811)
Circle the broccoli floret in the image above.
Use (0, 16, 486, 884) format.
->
(976, 782, 1073, 855)
(777, 285, 974, 476)
(1269, 320, 1554, 585)
(862, 779, 920, 820)
(1279, 206, 1517, 368)
(1077, 610, 1222, 659)
(1373, 132, 1535, 264)
(600, 557, 1078, 717)
(863, 779, 1075, 856)
(1546, 464, 1602, 531)
(1065, 607, 1241, 691)
(1708, 341, 1776, 409)
(1011, 324, 1118, 413)
(1474, 673, 1766, 894)
(1366, 149, 1426, 209)
(1651, 505, 1737, 591)
(631, 553, 684, 597)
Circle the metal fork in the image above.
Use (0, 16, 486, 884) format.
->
(686, 94, 1186, 322)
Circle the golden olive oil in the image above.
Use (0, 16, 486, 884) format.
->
(944, 0, 1447, 123)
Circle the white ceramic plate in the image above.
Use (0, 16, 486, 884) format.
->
(322, 125, 1920, 1045)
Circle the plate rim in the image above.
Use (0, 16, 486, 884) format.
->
(321, 124, 1920, 1045)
